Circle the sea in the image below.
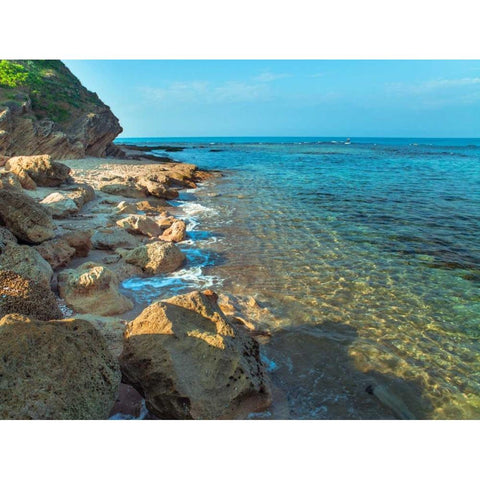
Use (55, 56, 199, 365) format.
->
(116, 137, 480, 419)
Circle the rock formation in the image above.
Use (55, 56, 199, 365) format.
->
(0, 60, 122, 159)
(58, 262, 133, 316)
(0, 314, 120, 419)
(0, 270, 62, 321)
(120, 290, 271, 419)
(0, 188, 55, 243)
(118, 241, 185, 274)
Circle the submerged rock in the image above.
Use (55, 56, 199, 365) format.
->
(0, 243, 53, 287)
(58, 262, 134, 316)
(0, 314, 120, 419)
(0, 270, 62, 321)
(118, 240, 185, 274)
(120, 290, 271, 419)
(0, 189, 55, 243)
(6, 155, 71, 187)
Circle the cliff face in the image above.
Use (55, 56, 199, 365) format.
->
(0, 60, 123, 159)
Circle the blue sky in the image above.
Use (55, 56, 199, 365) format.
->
(63, 60, 480, 138)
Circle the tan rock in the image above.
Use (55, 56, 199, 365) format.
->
(116, 214, 162, 238)
(33, 238, 76, 270)
(6, 155, 71, 187)
(0, 171, 22, 190)
(0, 155, 9, 167)
(73, 314, 127, 360)
(160, 220, 187, 243)
(99, 180, 146, 199)
(0, 243, 53, 287)
(135, 199, 169, 214)
(115, 201, 138, 215)
(119, 241, 185, 274)
(0, 270, 62, 321)
(0, 314, 120, 419)
(92, 227, 141, 250)
(136, 176, 179, 200)
(58, 262, 133, 316)
(14, 169, 37, 190)
(61, 230, 92, 257)
(120, 291, 271, 419)
(0, 189, 55, 243)
(40, 192, 79, 218)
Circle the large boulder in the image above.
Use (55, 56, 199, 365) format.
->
(118, 241, 185, 274)
(0, 314, 120, 419)
(160, 220, 187, 243)
(120, 291, 271, 419)
(0, 172, 22, 190)
(6, 155, 71, 187)
(58, 262, 133, 316)
(0, 270, 62, 321)
(116, 214, 162, 238)
(0, 189, 55, 243)
(0, 243, 53, 287)
(136, 176, 179, 200)
(99, 180, 146, 199)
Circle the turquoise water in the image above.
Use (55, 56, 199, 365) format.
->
(119, 137, 480, 419)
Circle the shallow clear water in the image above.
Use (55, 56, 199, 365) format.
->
(119, 137, 480, 419)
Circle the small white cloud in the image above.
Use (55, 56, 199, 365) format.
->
(387, 77, 480, 94)
(254, 72, 291, 82)
(309, 72, 325, 78)
(141, 79, 270, 105)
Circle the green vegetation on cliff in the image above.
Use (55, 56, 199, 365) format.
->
(0, 60, 103, 124)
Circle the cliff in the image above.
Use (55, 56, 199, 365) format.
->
(0, 60, 123, 159)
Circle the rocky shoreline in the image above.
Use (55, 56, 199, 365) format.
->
(0, 146, 274, 419)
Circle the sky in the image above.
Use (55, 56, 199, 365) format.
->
(63, 60, 480, 138)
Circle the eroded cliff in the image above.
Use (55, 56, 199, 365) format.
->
(0, 60, 123, 159)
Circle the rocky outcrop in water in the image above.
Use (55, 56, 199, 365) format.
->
(0, 60, 122, 159)
(120, 290, 271, 419)
(0, 314, 120, 419)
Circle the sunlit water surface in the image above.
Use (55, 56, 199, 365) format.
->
(119, 137, 480, 419)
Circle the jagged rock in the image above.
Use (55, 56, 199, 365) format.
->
(160, 220, 187, 243)
(0, 270, 62, 321)
(116, 214, 162, 238)
(58, 262, 133, 316)
(92, 227, 141, 250)
(120, 290, 271, 419)
(0, 189, 55, 243)
(156, 214, 176, 230)
(118, 241, 185, 274)
(136, 176, 179, 200)
(0, 155, 9, 167)
(33, 238, 76, 270)
(0, 243, 53, 287)
(0, 314, 120, 419)
(103, 256, 144, 282)
(6, 155, 71, 187)
(13, 168, 37, 190)
(0, 61, 122, 160)
(40, 192, 79, 218)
